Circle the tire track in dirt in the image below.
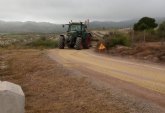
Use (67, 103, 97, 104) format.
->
(48, 49, 165, 112)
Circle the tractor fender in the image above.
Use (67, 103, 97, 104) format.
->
(60, 35, 66, 41)
(87, 33, 92, 37)
(60, 34, 65, 38)
(86, 33, 92, 41)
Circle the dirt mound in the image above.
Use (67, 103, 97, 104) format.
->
(110, 44, 165, 63)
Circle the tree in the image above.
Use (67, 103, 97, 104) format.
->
(158, 21, 165, 45)
(134, 17, 158, 42)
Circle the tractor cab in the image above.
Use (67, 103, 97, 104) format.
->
(68, 23, 86, 32)
(59, 22, 92, 50)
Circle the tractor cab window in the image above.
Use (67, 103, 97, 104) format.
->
(69, 25, 85, 31)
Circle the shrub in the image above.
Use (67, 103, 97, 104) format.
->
(158, 21, 165, 38)
(134, 17, 158, 31)
(27, 38, 58, 48)
(102, 33, 131, 48)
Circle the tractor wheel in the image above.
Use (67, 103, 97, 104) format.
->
(83, 35, 91, 49)
(58, 36, 65, 49)
(75, 37, 82, 50)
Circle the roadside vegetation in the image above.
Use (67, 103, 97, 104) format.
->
(95, 17, 165, 63)
(26, 36, 58, 48)
(0, 33, 58, 49)
(100, 32, 131, 48)
(158, 21, 165, 43)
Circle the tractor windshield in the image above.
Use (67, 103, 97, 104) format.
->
(69, 24, 84, 31)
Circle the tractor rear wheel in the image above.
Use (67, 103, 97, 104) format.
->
(58, 36, 65, 49)
(75, 37, 82, 50)
(83, 35, 91, 49)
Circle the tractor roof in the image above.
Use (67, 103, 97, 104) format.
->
(67, 22, 86, 25)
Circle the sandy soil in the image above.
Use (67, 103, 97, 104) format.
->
(1, 49, 165, 113)
(0, 49, 137, 113)
(48, 49, 165, 113)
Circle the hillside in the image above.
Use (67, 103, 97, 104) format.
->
(0, 21, 64, 33)
(0, 17, 164, 33)
(90, 17, 165, 29)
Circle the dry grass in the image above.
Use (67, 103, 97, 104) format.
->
(0, 49, 129, 113)
(109, 43, 165, 63)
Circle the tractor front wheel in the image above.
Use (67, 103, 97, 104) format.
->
(75, 37, 82, 50)
(58, 36, 65, 49)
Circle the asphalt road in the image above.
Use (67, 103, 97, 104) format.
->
(48, 49, 165, 111)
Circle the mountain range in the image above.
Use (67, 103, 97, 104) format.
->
(0, 17, 164, 33)
(90, 17, 165, 29)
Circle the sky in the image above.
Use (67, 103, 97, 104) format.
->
(0, 0, 164, 24)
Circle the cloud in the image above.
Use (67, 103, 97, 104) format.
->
(0, 0, 164, 23)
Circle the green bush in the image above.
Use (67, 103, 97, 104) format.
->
(103, 33, 131, 48)
(158, 21, 165, 38)
(134, 30, 163, 42)
(27, 38, 58, 48)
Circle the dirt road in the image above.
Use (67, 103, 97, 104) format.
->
(48, 49, 165, 111)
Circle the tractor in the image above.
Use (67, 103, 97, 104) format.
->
(58, 22, 92, 50)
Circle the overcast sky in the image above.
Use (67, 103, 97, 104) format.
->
(0, 0, 164, 24)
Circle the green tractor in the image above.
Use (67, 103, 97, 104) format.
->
(58, 22, 92, 50)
